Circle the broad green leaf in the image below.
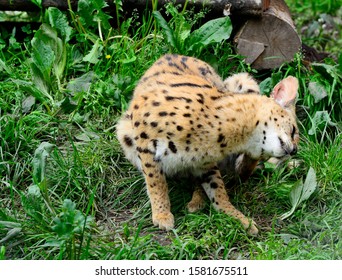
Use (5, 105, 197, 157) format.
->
(83, 39, 103, 64)
(299, 167, 317, 202)
(308, 111, 337, 135)
(308, 81, 327, 103)
(153, 11, 178, 51)
(179, 26, 191, 42)
(59, 97, 77, 113)
(39, 24, 66, 82)
(188, 17, 232, 51)
(280, 167, 317, 220)
(0, 228, 22, 244)
(31, 26, 55, 79)
(47, 7, 72, 42)
(30, 23, 67, 93)
(78, 0, 111, 31)
(21, 95, 36, 113)
(32, 142, 55, 184)
(12, 79, 53, 104)
(312, 62, 342, 80)
(0, 221, 21, 228)
(0, 58, 12, 75)
(31, 0, 42, 8)
(30, 61, 51, 96)
(27, 185, 41, 198)
(75, 130, 100, 142)
(67, 71, 95, 94)
(259, 77, 272, 95)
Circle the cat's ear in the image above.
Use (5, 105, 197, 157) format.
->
(271, 76, 298, 108)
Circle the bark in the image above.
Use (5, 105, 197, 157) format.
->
(234, 0, 301, 69)
(0, 0, 270, 16)
(0, 0, 77, 11)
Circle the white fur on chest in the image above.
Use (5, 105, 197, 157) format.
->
(154, 139, 217, 175)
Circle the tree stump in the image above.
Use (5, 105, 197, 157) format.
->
(233, 0, 301, 69)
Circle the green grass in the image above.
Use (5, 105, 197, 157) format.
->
(0, 0, 341, 260)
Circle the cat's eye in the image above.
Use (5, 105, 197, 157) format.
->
(291, 125, 296, 139)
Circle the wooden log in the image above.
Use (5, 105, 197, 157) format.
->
(0, 0, 269, 16)
(234, 0, 301, 69)
(0, 0, 77, 11)
(123, 0, 269, 16)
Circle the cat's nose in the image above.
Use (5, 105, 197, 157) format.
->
(289, 145, 297, 155)
(285, 144, 297, 156)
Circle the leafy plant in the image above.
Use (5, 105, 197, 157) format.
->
(280, 167, 317, 220)
(153, 3, 232, 56)
(47, 199, 93, 260)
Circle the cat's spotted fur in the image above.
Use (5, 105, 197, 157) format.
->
(116, 54, 299, 235)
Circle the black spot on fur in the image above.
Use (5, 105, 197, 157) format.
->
(211, 96, 222, 101)
(180, 56, 189, 68)
(210, 182, 218, 189)
(198, 67, 210, 76)
(256, 120, 260, 126)
(168, 141, 177, 153)
(165, 96, 174, 101)
(134, 104, 139, 109)
(183, 113, 191, 117)
(171, 83, 212, 89)
(144, 112, 150, 117)
(176, 125, 183, 131)
(152, 139, 158, 148)
(134, 121, 140, 127)
(123, 135, 133, 147)
(196, 93, 204, 104)
(159, 111, 168, 116)
(136, 147, 153, 154)
(151, 122, 158, 127)
(140, 132, 149, 139)
(217, 134, 225, 143)
(152, 101, 160, 106)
